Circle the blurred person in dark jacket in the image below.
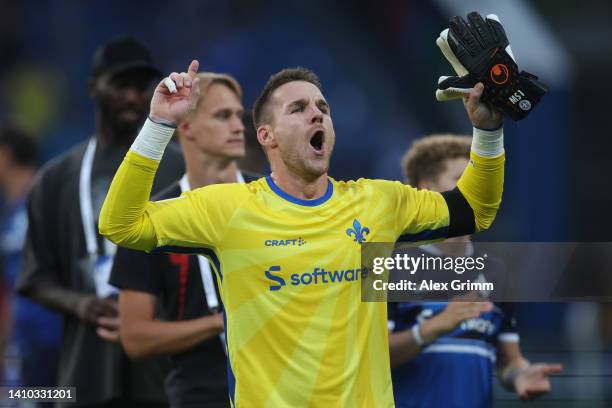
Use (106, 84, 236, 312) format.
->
(0, 126, 61, 397)
(110, 72, 259, 408)
(16, 38, 184, 407)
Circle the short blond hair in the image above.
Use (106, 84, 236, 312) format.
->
(401, 134, 471, 186)
(186, 72, 242, 117)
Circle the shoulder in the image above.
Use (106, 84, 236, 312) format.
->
(495, 302, 516, 318)
(30, 142, 87, 196)
(188, 179, 262, 205)
(331, 178, 411, 196)
(37, 142, 86, 181)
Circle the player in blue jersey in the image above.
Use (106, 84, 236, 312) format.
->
(388, 135, 562, 408)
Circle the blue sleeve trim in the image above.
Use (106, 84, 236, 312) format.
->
(148, 115, 177, 129)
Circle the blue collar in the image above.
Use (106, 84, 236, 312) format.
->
(265, 175, 333, 207)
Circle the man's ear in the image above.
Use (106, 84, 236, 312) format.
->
(257, 125, 277, 149)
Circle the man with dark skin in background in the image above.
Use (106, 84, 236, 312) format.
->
(17, 38, 184, 407)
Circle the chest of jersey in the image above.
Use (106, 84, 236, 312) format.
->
(217, 192, 398, 298)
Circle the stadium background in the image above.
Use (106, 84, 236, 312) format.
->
(0, 0, 610, 406)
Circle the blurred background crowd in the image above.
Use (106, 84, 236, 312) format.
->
(0, 0, 611, 406)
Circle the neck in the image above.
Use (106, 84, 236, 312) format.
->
(184, 152, 239, 190)
(270, 166, 328, 200)
(1, 166, 35, 203)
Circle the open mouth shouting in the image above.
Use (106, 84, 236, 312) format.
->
(309, 129, 326, 156)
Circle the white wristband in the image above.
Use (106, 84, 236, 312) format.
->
(411, 324, 426, 347)
(472, 126, 504, 158)
(130, 117, 176, 161)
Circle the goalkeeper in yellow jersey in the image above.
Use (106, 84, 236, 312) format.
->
(99, 57, 504, 407)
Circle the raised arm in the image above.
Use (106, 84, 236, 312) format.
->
(99, 60, 201, 251)
(443, 83, 505, 237)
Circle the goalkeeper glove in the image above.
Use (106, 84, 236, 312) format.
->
(435, 11, 548, 121)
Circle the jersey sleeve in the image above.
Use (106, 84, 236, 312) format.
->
(455, 152, 505, 233)
(100, 150, 246, 253)
(497, 303, 519, 343)
(369, 150, 504, 242)
(146, 183, 243, 252)
(109, 246, 164, 295)
(370, 180, 450, 242)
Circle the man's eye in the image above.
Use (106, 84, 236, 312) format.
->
(291, 106, 304, 113)
(215, 111, 232, 119)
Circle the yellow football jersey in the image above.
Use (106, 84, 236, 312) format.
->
(148, 175, 449, 407)
(100, 150, 504, 407)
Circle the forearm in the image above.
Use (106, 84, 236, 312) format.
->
(456, 127, 505, 232)
(389, 319, 444, 368)
(99, 119, 175, 251)
(19, 281, 83, 317)
(498, 356, 530, 391)
(121, 315, 223, 358)
(389, 330, 421, 368)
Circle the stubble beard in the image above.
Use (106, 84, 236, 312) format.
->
(279, 144, 328, 182)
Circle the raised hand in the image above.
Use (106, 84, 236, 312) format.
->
(514, 363, 563, 400)
(149, 60, 201, 125)
(464, 82, 503, 130)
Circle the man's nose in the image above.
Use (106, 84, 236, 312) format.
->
(122, 86, 142, 102)
(232, 115, 245, 133)
(309, 105, 323, 124)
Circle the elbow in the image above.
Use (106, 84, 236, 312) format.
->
(122, 343, 148, 360)
(98, 198, 135, 247)
(389, 353, 402, 369)
(98, 204, 125, 245)
(97, 223, 113, 243)
(98, 212, 148, 250)
(474, 203, 501, 233)
(98, 204, 117, 243)
(120, 330, 154, 359)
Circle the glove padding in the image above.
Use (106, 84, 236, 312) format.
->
(435, 12, 548, 121)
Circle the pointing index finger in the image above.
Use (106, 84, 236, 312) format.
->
(188, 59, 199, 78)
(542, 364, 564, 375)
